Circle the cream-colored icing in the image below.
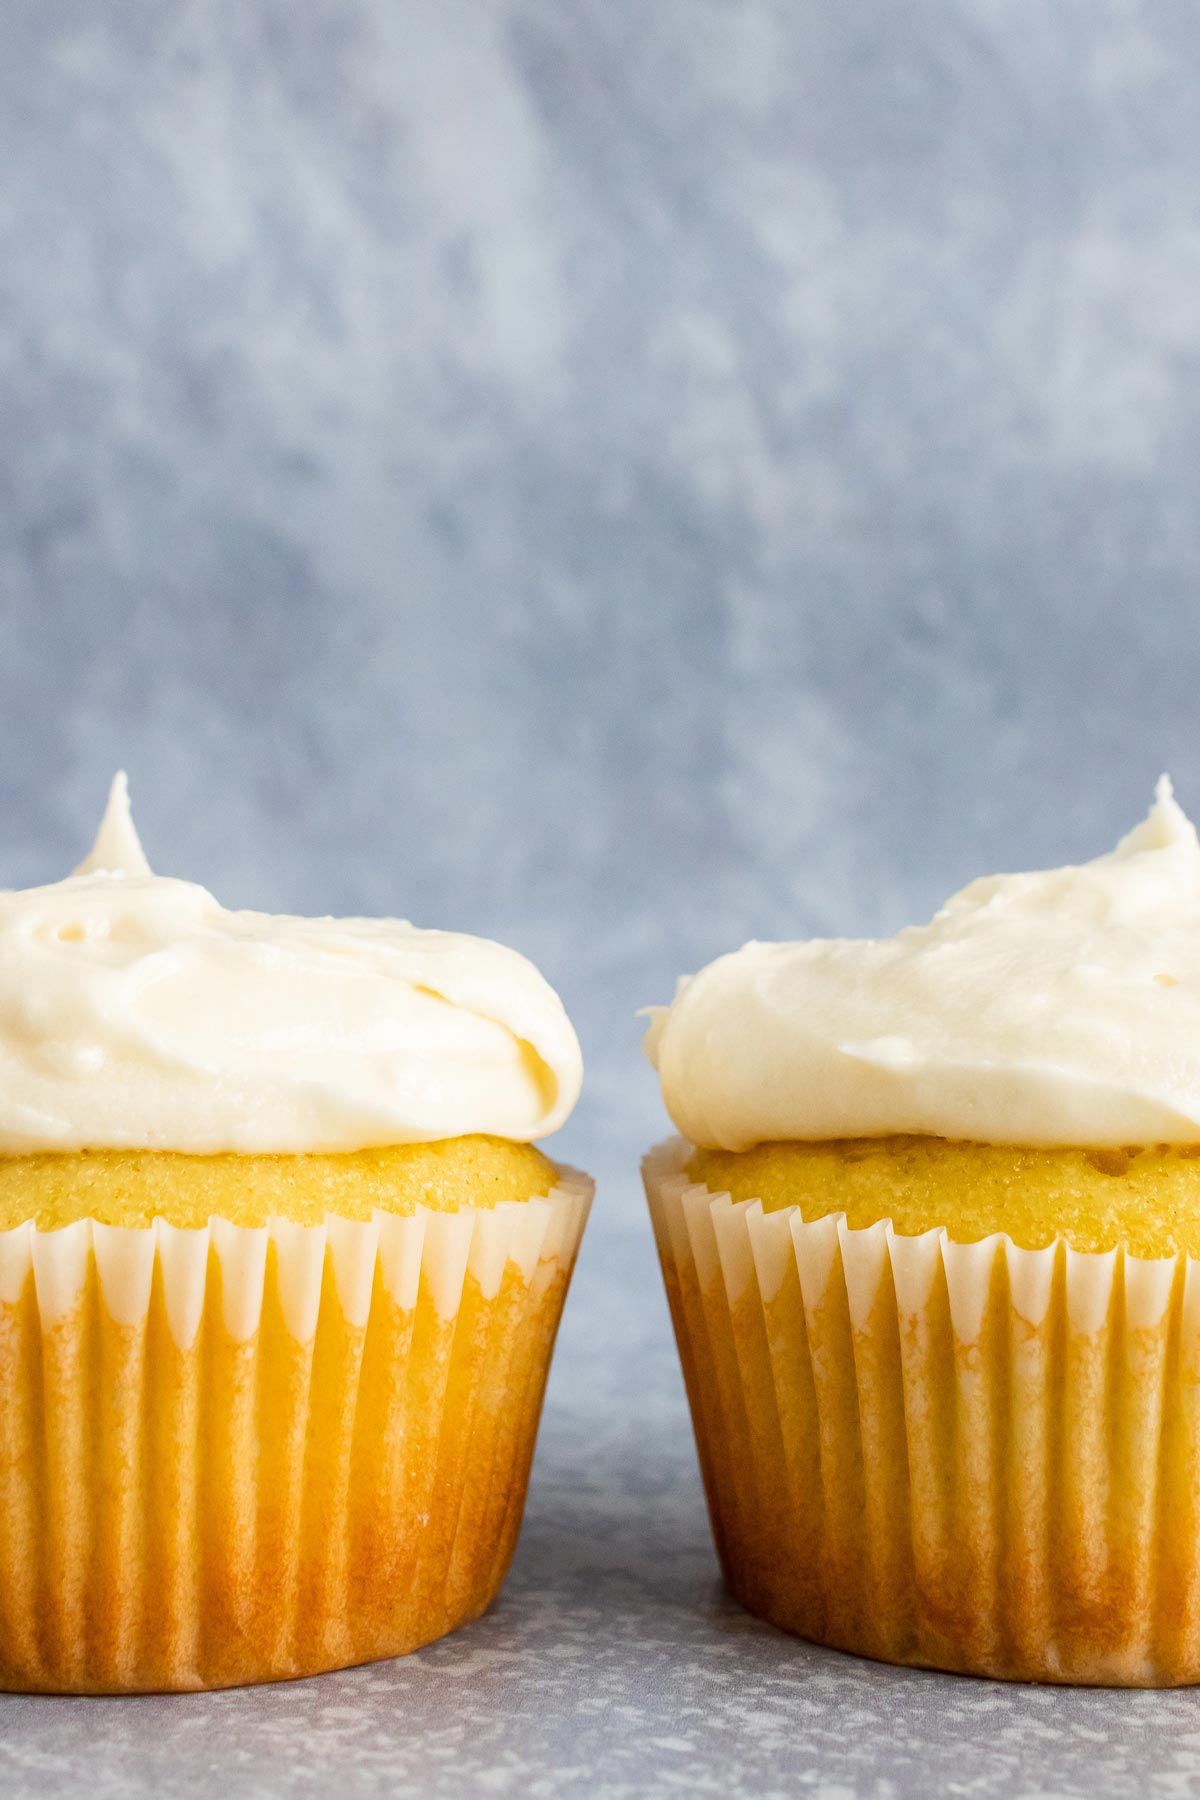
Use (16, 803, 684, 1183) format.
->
(72, 771, 151, 879)
(0, 775, 582, 1154)
(645, 777, 1200, 1149)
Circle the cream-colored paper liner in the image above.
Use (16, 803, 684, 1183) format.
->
(0, 1168, 591, 1694)
(645, 1137, 1200, 1686)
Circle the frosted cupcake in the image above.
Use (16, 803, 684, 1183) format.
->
(644, 779, 1200, 1685)
(0, 776, 590, 1693)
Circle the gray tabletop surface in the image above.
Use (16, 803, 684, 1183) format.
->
(1, 1152, 1197, 1800)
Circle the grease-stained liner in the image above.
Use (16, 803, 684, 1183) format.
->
(645, 1136, 1200, 1686)
(0, 1168, 592, 1693)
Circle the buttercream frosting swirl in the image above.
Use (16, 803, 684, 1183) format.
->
(0, 775, 582, 1154)
(645, 778, 1200, 1150)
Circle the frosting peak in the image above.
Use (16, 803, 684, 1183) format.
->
(0, 777, 582, 1155)
(73, 771, 151, 878)
(1118, 773, 1193, 854)
(646, 780, 1200, 1151)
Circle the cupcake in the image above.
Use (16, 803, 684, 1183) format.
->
(0, 775, 590, 1693)
(643, 778, 1200, 1686)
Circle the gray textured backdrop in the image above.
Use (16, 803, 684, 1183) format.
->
(5, 0, 1200, 1189)
(3, 6, 1200, 1794)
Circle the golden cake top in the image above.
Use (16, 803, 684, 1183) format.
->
(0, 775, 582, 1154)
(646, 778, 1200, 1150)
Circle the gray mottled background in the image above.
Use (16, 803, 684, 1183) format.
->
(3, 3, 1200, 1796)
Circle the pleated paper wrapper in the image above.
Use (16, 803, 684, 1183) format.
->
(645, 1137, 1200, 1686)
(0, 1167, 591, 1693)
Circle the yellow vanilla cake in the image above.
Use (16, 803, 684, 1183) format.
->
(643, 778, 1200, 1685)
(0, 776, 590, 1693)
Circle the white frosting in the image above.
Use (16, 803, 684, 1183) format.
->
(645, 777, 1200, 1150)
(0, 775, 582, 1154)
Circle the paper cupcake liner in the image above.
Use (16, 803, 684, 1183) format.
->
(0, 1166, 591, 1693)
(645, 1136, 1200, 1686)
